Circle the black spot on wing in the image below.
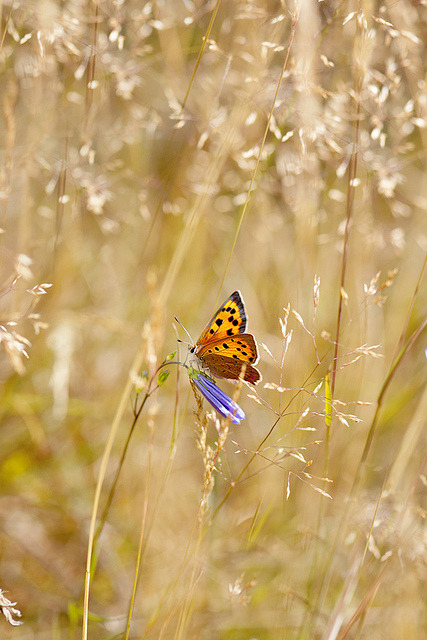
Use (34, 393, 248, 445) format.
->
(229, 291, 247, 332)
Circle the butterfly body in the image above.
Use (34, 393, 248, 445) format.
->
(189, 291, 261, 384)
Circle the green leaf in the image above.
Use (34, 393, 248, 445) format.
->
(158, 369, 170, 385)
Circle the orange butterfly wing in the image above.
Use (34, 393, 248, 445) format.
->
(196, 333, 258, 362)
(201, 355, 260, 384)
(196, 291, 247, 345)
(193, 292, 261, 384)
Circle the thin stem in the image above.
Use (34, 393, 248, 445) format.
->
(331, 89, 362, 398)
(0, 0, 13, 51)
(138, 0, 222, 265)
(84, 0, 99, 129)
(216, 10, 299, 304)
(91, 394, 148, 552)
(350, 316, 427, 497)
(81, 355, 178, 640)
(209, 353, 327, 522)
(392, 254, 427, 361)
(309, 317, 427, 636)
(92, 360, 177, 552)
(124, 398, 156, 640)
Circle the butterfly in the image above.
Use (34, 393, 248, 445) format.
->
(189, 290, 261, 384)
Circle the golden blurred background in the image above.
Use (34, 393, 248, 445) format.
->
(0, 1, 425, 638)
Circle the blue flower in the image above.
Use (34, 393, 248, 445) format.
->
(189, 370, 245, 424)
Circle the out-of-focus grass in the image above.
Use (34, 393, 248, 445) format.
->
(0, 1, 425, 639)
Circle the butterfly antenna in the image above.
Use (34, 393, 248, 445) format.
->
(174, 316, 193, 345)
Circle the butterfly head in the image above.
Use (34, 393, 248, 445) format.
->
(186, 343, 203, 373)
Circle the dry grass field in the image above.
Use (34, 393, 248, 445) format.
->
(0, 1, 426, 639)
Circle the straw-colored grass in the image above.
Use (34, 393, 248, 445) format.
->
(0, 1, 425, 639)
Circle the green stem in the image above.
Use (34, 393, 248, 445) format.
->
(91, 360, 182, 565)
